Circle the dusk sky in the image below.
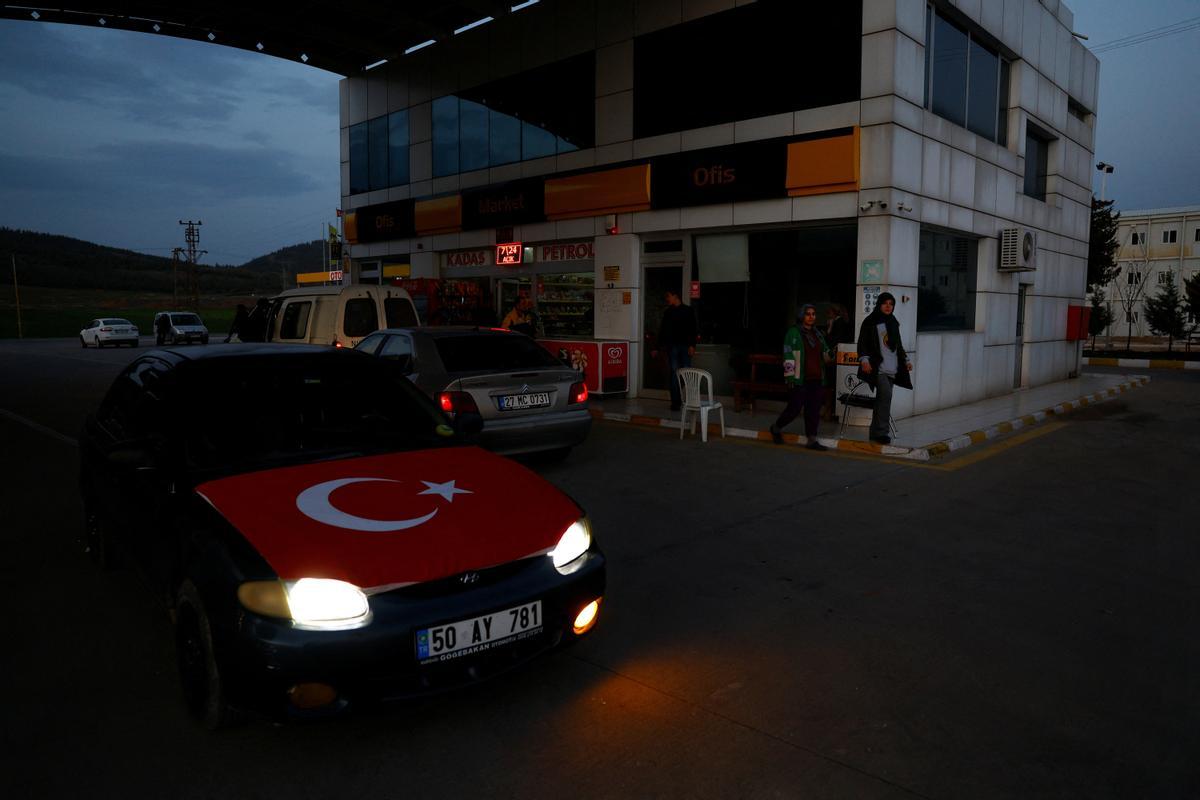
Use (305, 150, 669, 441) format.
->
(0, 1, 1198, 265)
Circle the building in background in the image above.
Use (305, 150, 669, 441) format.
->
(1100, 206, 1200, 338)
(338, 0, 1100, 417)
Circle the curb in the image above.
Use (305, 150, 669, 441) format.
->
(588, 375, 1152, 461)
(1083, 357, 1200, 370)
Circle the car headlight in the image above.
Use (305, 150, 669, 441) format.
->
(549, 518, 591, 571)
(237, 578, 372, 630)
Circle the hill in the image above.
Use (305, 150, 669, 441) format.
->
(0, 227, 321, 295)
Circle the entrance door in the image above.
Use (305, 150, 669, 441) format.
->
(642, 265, 684, 395)
(1013, 285, 1027, 388)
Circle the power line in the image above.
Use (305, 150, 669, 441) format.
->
(1091, 15, 1200, 54)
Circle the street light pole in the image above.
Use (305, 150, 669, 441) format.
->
(11, 254, 22, 339)
(1096, 161, 1114, 201)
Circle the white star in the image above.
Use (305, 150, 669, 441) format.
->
(418, 479, 473, 503)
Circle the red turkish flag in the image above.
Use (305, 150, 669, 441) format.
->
(195, 447, 581, 591)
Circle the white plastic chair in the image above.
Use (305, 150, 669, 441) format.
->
(677, 367, 725, 442)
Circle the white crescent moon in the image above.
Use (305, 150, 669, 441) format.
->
(296, 478, 438, 532)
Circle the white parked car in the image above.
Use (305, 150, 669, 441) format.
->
(80, 318, 139, 348)
(153, 312, 209, 345)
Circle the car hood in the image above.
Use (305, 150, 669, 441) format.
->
(194, 447, 581, 592)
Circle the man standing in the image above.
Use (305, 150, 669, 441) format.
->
(651, 289, 696, 411)
(856, 292, 913, 444)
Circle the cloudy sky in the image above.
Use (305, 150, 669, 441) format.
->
(0, 2, 1198, 265)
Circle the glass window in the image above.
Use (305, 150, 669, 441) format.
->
(385, 297, 420, 328)
(388, 110, 409, 186)
(522, 121, 557, 161)
(967, 37, 1000, 141)
(997, 59, 1010, 146)
(489, 108, 520, 166)
(459, 99, 490, 172)
(917, 230, 977, 331)
(1024, 127, 1050, 201)
(1162, 230, 1177, 244)
(356, 332, 387, 355)
(170, 314, 202, 326)
(379, 335, 414, 371)
(343, 298, 379, 337)
(279, 301, 312, 340)
(434, 334, 561, 373)
(432, 96, 459, 177)
(538, 272, 595, 339)
(368, 116, 388, 191)
(349, 122, 368, 194)
(931, 14, 968, 128)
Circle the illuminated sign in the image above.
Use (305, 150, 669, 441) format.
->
(446, 250, 490, 267)
(496, 242, 523, 266)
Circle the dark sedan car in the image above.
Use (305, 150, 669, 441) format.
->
(355, 327, 592, 458)
(79, 345, 605, 727)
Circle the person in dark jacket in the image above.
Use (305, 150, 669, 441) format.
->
(650, 289, 697, 411)
(224, 304, 249, 343)
(856, 292, 912, 444)
(769, 303, 833, 449)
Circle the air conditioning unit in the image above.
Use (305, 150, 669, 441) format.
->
(999, 227, 1037, 271)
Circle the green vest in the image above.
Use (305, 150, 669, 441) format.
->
(782, 326, 832, 387)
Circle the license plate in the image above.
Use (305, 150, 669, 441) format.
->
(499, 392, 550, 410)
(416, 600, 543, 664)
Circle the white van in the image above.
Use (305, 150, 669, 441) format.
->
(266, 285, 421, 348)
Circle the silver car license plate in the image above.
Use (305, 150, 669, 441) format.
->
(499, 392, 550, 410)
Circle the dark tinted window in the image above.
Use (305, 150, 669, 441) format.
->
(170, 314, 202, 326)
(343, 298, 379, 337)
(930, 14, 968, 128)
(435, 334, 563, 372)
(433, 96, 459, 177)
(379, 335, 414, 371)
(102, 319, 133, 326)
(175, 354, 450, 470)
(460, 99, 489, 172)
(918, 230, 977, 331)
(1024, 127, 1050, 201)
(388, 110, 410, 186)
(489, 108, 520, 166)
(633, 2, 860, 138)
(368, 116, 388, 191)
(967, 37, 999, 140)
(385, 297, 420, 327)
(349, 122, 368, 194)
(522, 121, 556, 160)
(279, 301, 312, 340)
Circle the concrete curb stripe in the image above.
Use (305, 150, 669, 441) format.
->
(1083, 357, 1197, 370)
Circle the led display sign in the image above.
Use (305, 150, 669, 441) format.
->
(496, 242, 523, 266)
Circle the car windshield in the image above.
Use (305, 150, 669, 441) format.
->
(171, 352, 453, 471)
(171, 314, 203, 326)
(103, 319, 133, 326)
(434, 334, 563, 373)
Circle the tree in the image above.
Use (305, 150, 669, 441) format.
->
(1087, 289, 1113, 350)
(1143, 270, 1187, 352)
(1185, 271, 1200, 332)
(1087, 198, 1121, 291)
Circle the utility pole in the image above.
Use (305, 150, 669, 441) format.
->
(11, 254, 22, 339)
(171, 247, 184, 308)
(178, 220, 207, 309)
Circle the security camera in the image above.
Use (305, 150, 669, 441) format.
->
(859, 201, 875, 212)
(878, 201, 888, 210)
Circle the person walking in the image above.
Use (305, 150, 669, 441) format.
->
(769, 304, 833, 450)
(650, 289, 696, 411)
(224, 304, 249, 343)
(856, 292, 913, 444)
(154, 312, 171, 346)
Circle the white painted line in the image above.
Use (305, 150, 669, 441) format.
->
(0, 408, 78, 447)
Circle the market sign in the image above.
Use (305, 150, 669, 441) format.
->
(496, 242, 523, 266)
(462, 178, 545, 230)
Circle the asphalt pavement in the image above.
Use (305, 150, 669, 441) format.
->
(1, 338, 1196, 799)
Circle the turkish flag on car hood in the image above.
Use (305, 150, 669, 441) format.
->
(195, 447, 581, 591)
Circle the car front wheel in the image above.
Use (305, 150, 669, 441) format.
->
(95, 335, 103, 348)
(80, 336, 87, 348)
(175, 580, 240, 730)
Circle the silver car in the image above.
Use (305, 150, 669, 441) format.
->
(356, 327, 591, 458)
(153, 311, 209, 345)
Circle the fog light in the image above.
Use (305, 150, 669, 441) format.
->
(572, 598, 601, 635)
(288, 682, 338, 709)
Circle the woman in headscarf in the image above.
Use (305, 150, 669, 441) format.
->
(856, 292, 913, 445)
(769, 304, 833, 450)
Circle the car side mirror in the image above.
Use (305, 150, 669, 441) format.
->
(452, 412, 484, 438)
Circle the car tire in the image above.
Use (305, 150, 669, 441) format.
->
(200, 335, 209, 345)
(175, 580, 240, 730)
(83, 504, 120, 569)
(95, 336, 103, 348)
(80, 336, 87, 348)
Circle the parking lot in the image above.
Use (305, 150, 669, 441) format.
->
(2, 338, 1197, 799)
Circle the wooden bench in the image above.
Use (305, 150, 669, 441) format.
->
(732, 354, 789, 413)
